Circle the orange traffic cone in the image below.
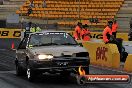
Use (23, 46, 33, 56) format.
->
(11, 42, 15, 49)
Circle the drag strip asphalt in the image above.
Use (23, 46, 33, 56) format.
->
(0, 50, 131, 88)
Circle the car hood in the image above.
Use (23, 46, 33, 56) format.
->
(29, 45, 87, 56)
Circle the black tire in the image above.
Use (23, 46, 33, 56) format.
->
(26, 66, 35, 82)
(16, 64, 24, 76)
(76, 66, 89, 85)
(76, 76, 87, 85)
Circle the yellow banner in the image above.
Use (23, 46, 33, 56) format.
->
(0, 28, 21, 38)
(90, 32, 103, 39)
(67, 31, 128, 41)
(124, 54, 132, 72)
(90, 32, 128, 41)
(81, 41, 120, 68)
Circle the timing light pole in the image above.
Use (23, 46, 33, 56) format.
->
(43, 0, 48, 30)
(78, 0, 80, 22)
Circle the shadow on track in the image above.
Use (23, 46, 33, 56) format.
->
(15, 74, 77, 85)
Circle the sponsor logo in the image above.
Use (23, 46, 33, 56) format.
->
(96, 47, 108, 61)
(0, 30, 21, 38)
(77, 75, 130, 85)
(13, 31, 21, 37)
(90, 33, 103, 39)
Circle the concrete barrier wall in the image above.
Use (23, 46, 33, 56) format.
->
(79, 41, 120, 68)
(116, 33, 128, 41)
(124, 54, 132, 72)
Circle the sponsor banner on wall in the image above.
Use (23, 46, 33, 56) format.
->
(67, 31, 128, 41)
(0, 29, 22, 38)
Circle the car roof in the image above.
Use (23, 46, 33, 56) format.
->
(30, 30, 67, 35)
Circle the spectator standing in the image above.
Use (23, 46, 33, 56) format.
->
(29, 0, 34, 8)
(27, 0, 34, 15)
(103, 21, 126, 61)
(112, 20, 118, 38)
(81, 24, 91, 41)
(43, 0, 47, 8)
(103, 21, 113, 43)
(24, 22, 32, 37)
(73, 22, 82, 40)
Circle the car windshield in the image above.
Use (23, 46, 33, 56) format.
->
(28, 32, 78, 47)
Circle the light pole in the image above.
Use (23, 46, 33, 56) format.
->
(78, 0, 80, 22)
(20, 9, 23, 30)
(46, 13, 48, 30)
(43, 0, 48, 30)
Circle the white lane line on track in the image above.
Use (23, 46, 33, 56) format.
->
(0, 49, 5, 50)
(90, 65, 132, 75)
(0, 71, 15, 74)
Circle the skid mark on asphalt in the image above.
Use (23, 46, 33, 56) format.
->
(0, 71, 15, 74)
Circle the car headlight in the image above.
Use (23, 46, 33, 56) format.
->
(38, 55, 53, 60)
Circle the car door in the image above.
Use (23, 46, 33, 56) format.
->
(16, 36, 29, 68)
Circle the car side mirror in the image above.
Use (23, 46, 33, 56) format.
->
(79, 43, 83, 47)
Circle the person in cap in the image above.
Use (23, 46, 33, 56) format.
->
(112, 20, 118, 38)
(24, 22, 32, 37)
(103, 21, 113, 43)
(73, 22, 82, 40)
(103, 21, 127, 62)
(81, 24, 91, 41)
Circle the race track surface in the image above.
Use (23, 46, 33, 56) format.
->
(0, 50, 131, 88)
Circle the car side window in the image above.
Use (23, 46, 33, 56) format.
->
(29, 34, 41, 46)
(18, 37, 29, 49)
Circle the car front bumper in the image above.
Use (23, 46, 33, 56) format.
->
(29, 57, 90, 72)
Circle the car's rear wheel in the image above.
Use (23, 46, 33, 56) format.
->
(26, 67, 35, 82)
